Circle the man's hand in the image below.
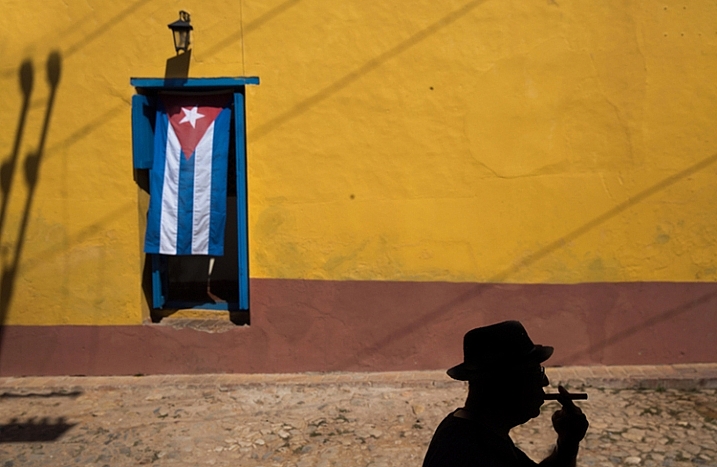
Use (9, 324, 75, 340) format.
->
(552, 385, 589, 446)
(538, 386, 589, 467)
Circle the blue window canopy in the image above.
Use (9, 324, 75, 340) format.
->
(130, 76, 260, 90)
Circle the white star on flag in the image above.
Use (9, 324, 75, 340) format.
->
(179, 106, 205, 128)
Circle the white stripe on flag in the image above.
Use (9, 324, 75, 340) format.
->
(191, 121, 215, 254)
(159, 124, 181, 255)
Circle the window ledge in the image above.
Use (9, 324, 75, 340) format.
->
(149, 309, 249, 333)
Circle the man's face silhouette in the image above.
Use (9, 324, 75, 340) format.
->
(482, 363, 549, 427)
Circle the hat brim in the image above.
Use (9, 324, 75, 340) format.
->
(446, 345, 554, 381)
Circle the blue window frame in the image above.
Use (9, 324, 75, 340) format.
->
(130, 77, 259, 313)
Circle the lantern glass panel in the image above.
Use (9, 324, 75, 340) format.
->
(173, 29, 189, 52)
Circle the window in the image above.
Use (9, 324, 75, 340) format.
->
(130, 78, 258, 319)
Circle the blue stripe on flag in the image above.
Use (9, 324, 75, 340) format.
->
(176, 150, 196, 255)
(144, 108, 169, 254)
(208, 107, 231, 256)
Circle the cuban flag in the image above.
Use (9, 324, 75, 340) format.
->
(144, 93, 232, 256)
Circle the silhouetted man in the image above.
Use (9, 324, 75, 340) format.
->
(422, 321, 589, 467)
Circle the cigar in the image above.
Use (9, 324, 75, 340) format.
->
(544, 392, 588, 400)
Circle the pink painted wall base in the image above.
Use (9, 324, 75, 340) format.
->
(1, 280, 715, 376)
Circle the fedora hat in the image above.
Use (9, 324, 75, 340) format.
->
(447, 320, 553, 381)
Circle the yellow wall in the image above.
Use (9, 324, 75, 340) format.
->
(1, 0, 716, 325)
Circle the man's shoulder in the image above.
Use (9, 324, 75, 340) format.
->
(422, 412, 538, 467)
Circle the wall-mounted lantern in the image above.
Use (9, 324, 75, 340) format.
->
(168, 11, 193, 54)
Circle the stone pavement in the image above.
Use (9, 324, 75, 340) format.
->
(1, 364, 716, 466)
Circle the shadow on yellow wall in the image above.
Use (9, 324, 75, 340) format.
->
(0, 52, 62, 352)
(164, 50, 191, 79)
(330, 150, 717, 370)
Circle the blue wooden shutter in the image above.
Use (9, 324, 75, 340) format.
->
(234, 92, 250, 311)
(131, 94, 155, 169)
(151, 254, 167, 309)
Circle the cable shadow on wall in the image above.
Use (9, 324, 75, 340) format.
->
(249, 0, 490, 141)
(203, 0, 304, 59)
(63, 0, 156, 59)
(0, 52, 62, 358)
(0, 0, 154, 82)
(331, 151, 717, 370)
(558, 289, 717, 363)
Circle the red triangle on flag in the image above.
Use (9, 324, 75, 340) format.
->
(161, 94, 231, 160)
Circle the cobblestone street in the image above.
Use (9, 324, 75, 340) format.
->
(1, 366, 716, 466)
